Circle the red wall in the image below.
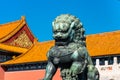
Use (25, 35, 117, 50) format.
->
(4, 69, 62, 80)
(0, 65, 4, 80)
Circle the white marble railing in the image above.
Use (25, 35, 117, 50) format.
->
(95, 57, 120, 80)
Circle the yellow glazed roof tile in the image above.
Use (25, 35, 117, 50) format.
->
(1, 40, 54, 65)
(0, 16, 26, 42)
(86, 30, 120, 57)
(0, 43, 28, 53)
(2, 30, 120, 65)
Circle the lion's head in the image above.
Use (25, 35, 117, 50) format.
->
(52, 14, 86, 46)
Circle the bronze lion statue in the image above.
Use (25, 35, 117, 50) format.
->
(44, 14, 99, 80)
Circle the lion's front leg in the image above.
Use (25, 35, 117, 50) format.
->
(87, 65, 99, 80)
(44, 61, 57, 80)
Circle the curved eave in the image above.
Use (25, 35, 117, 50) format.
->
(0, 16, 26, 42)
(1, 40, 54, 65)
(0, 43, 28, 54)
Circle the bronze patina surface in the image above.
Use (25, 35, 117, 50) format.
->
(44, 14, 99, 80)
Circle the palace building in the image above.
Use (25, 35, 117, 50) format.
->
(0, 17, 120, 80)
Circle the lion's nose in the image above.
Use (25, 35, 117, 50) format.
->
(56, 33, 62, 38)
(56, 35, 62, 39)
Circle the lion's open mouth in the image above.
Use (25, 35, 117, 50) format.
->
(55, 37, 70, 46)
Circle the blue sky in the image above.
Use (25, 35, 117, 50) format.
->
(0, 0, 120, 41)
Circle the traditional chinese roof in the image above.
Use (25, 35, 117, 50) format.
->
(1, 30, 120, 65)
(0, 43, 28, 53)
(86, 30, 120, 57)
(0, 16, 34, 54)
(2, 40, 54, 65)
(0, 16, 26, 42)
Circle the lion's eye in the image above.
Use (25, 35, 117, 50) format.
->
(61, 30, 67, 33)
(53, 30, 57, 34)
(54, 31, 57, 34)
